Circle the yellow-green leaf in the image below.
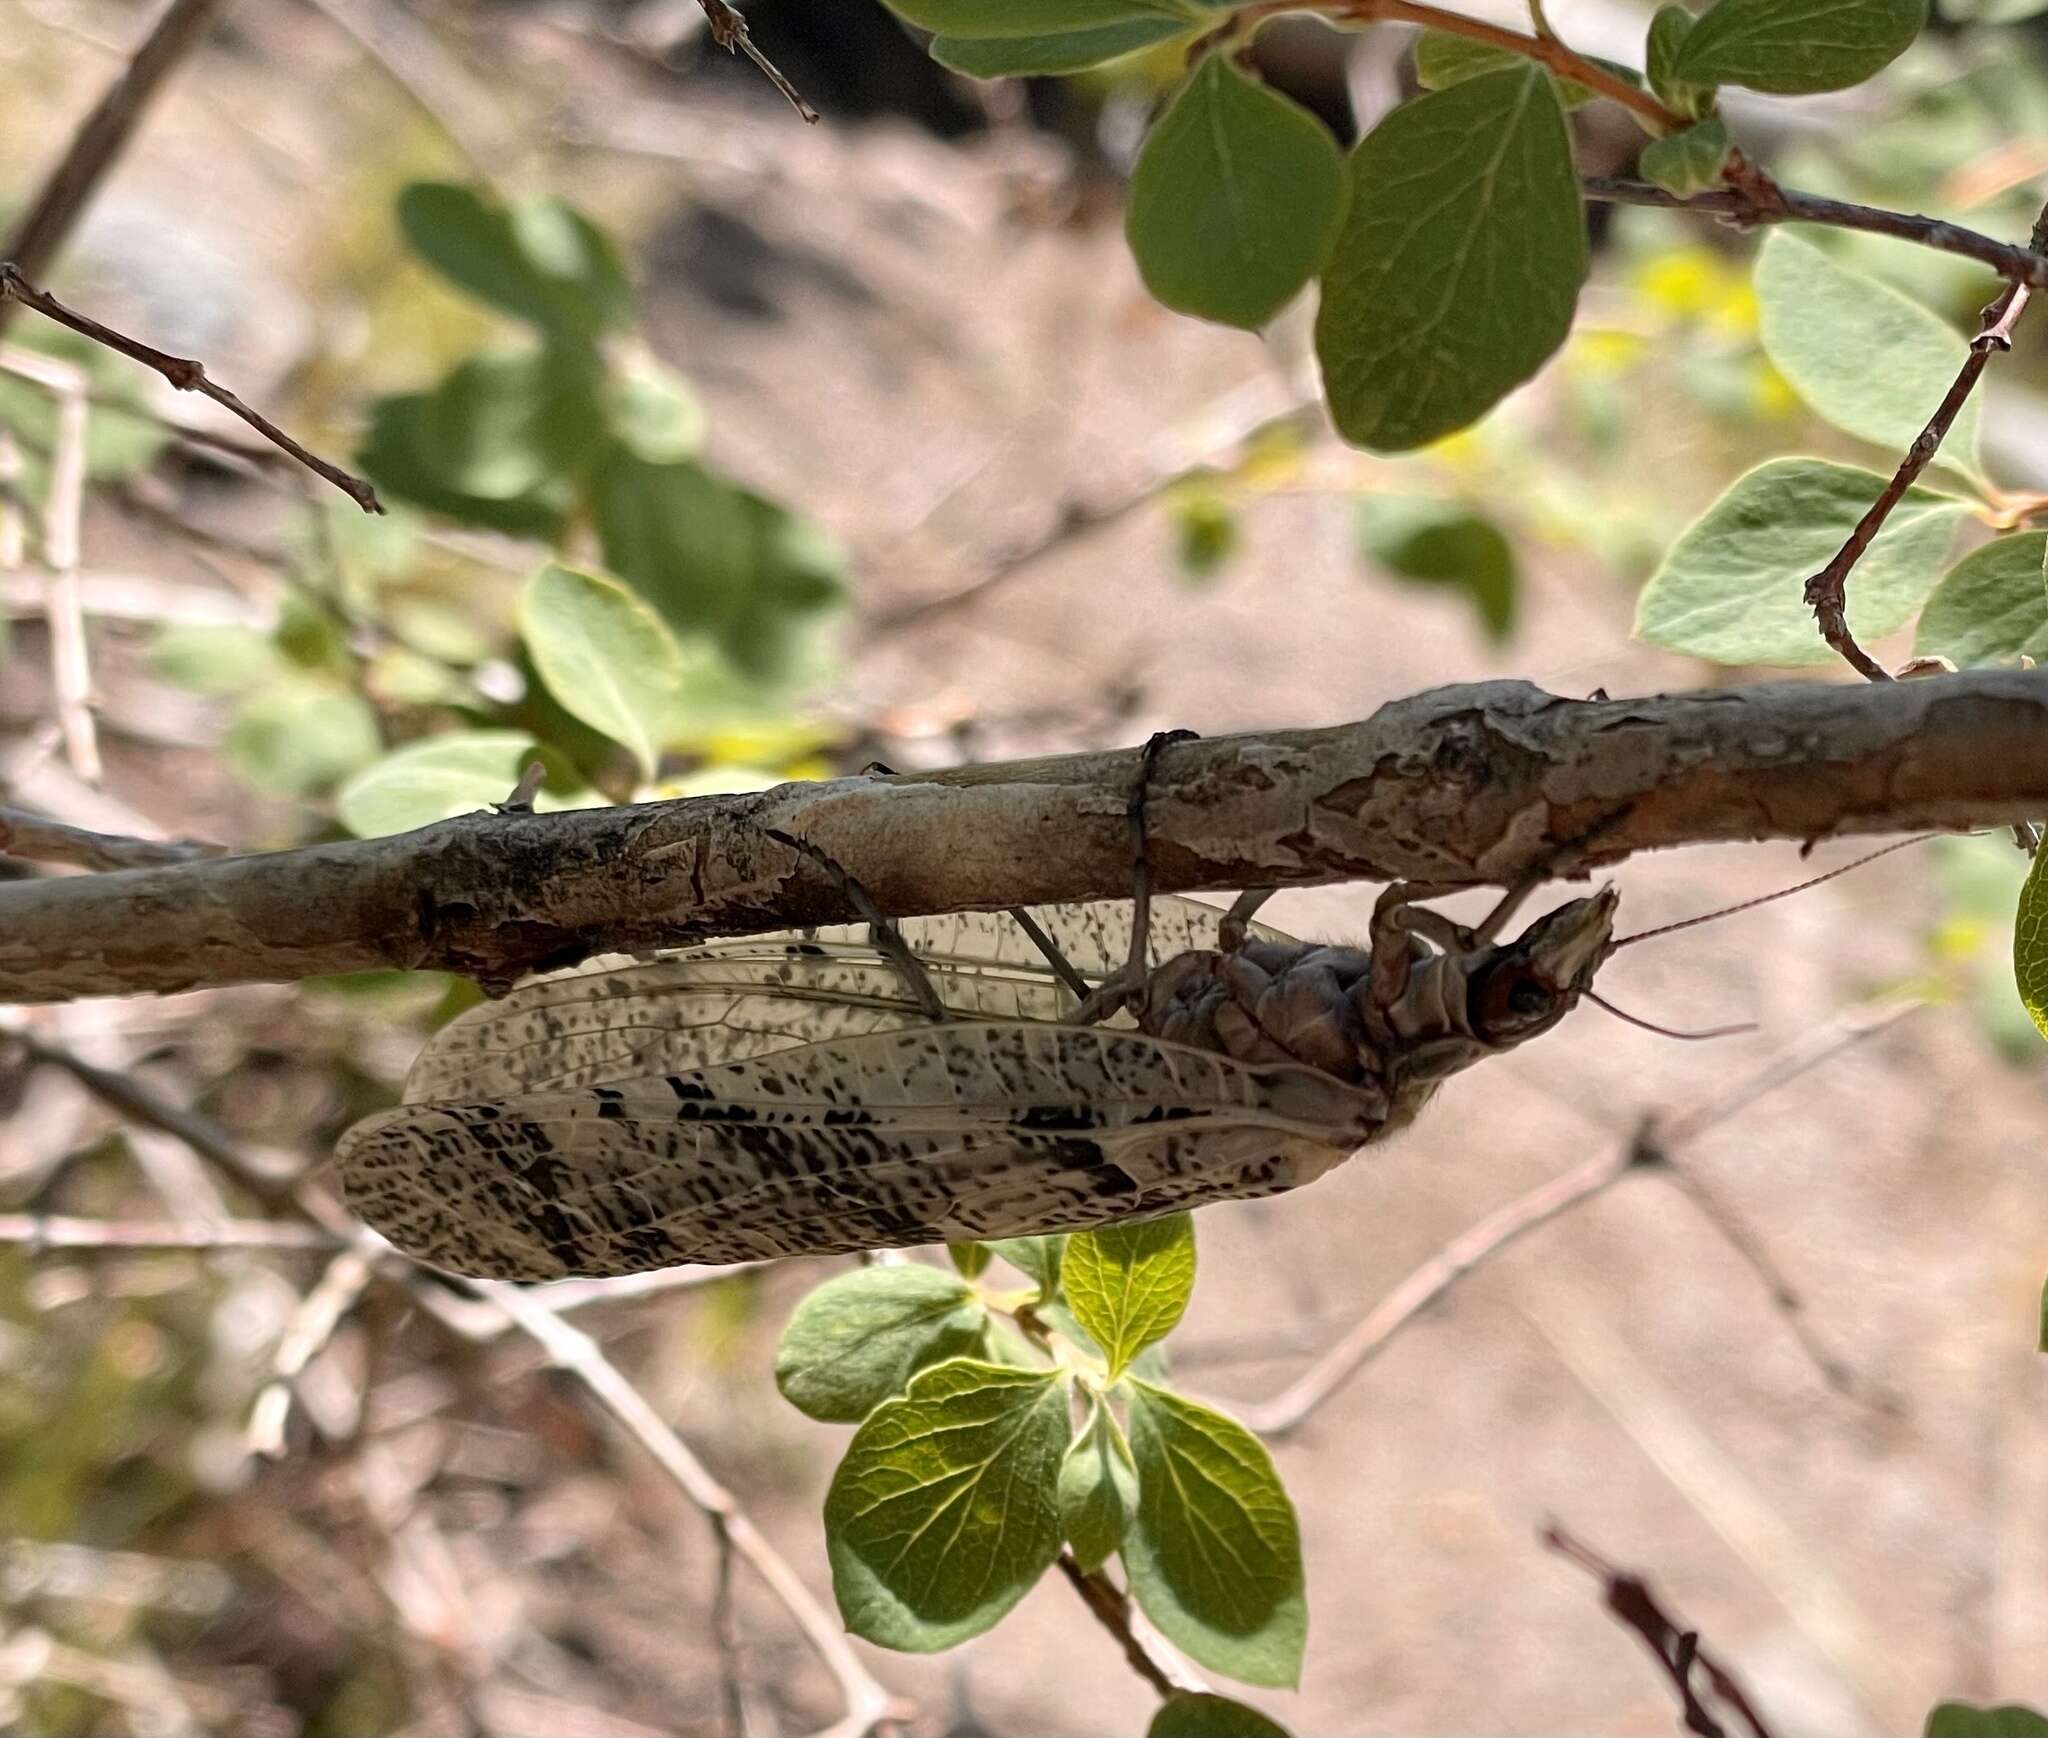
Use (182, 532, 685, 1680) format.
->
(1064, 1214, 1195, 1379)
(2014, 844, 2048, 1044)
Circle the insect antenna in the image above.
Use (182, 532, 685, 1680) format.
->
(1614, 833, 1937, 949)
(1584, 990, 1755, 1042)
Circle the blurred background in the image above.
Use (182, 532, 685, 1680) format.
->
(3, 0, 2048, 1731)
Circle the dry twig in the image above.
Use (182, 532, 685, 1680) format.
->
(0, 802, 223, 871)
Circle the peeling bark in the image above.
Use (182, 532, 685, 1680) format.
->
(4, 672, 2046, 1005)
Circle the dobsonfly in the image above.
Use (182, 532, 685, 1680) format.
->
(335, 871, 1619, 1281)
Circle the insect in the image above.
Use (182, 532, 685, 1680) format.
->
(336, 876, 1619, 1281)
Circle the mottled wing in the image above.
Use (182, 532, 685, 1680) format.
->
(404, 897, 1297, 1101)
(343, 1022, 1386, 1280)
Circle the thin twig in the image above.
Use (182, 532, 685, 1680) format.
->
(0, 802, 224, 871)
(695, 0, 820, 124)
(1055, 1554, 1206, 1698)
(1583, 178, 2048, 290)
(0, 263, 382, 513)
(1232, 999, 1918, 1437)
(18, 347, 103, 780)
(475, 1281, 899, 1738)
(0, 1212, 334, 1252)
(0, 0, 229, 323)
(248, 1241, 382, 1457)
(1798, 200, 2048, 679)
(1541, 1521, 1779, 1738)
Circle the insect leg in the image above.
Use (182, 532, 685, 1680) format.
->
(1068, 729, 1197, 1026)
(1364, 878, 1462, 1022)
(1218, 887, 1276, 952)
(762, 826, 949, 1023)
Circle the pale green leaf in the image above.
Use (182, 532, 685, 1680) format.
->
(775, 1265, 987, 1423)
(2014, 845, 2048, 1045)
(989, 1235, 1065, 1299)
(1149, 1692, 1293, 1738)
(1126, 58, 1347, 331)
(398, 183, 632, 337)
(1634, 458, 1968, 665)
(1059, 1401, 1140, 1572)
(226, 683, 381, 800)
(1638, 117, 1732, 196)
(336, 731, 596, 838)
(1914, 533, 2048, 665)
(606, 363, 706, 463)
(1064, 1214, 1195, 1380)
(1124, 1382, 1305, 1686)
(1926, 1704, 2048, 1738)
(825, 1361, 1070, 1651)
(1756, 232, 1982, 478)
(148, 624, 280, 696)
(1315, 68, 1587, 452)
(1674, 0, 1927, 93)
(1413, 33, 1641, 109)
(1647, 5, 1717, 118)
(519, 563, 686, 777)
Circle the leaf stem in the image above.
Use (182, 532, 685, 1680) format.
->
(1229, 0, 1687, 134)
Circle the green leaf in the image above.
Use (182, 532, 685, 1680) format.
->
(1412, 32, 1640, 109)
(397, 182, 632, 337)
(1634, 459, 1969, 665)
(1124, 1382, 1305, 1687)
(415, 349, 607, 500)
(226, 682, 382, 799)
(882, 0, 1200, 35)
(1064, 1214, 1195, 1379)
(949, 1241, 992, 1280)
(2040, 1278, 2047, 1354)
(1357, 496, 1517, 641)
(147, 624, 280, 695)
(934, 17, 1190, 74)
(1149, 1692, 1293, 1738)
(2014, 844, 2048, 1045)
(1755, 232, 1983, 479)
(358, 391, 568, 539)
(1914, 533, 2048, 665)
(1059, 1401, 1140, 1572)
(775, 1265, 988, 1423)
(590, 453, 846, 680)
(335, 731, 595, 838)
(1646, 6, 1717, 118)
(1926, 1705, 2048, 1738)
(1174, 489, 1240, 580)
(605, 362, 706, 463)
(1638, 117, 1732, 196)
(1126, 58, 1347, 331)
(1315, 68, 1587, 453)
(824, 1361, 1070, 1650)
(519, 564, 689, 777)
(989, 1235, 1065, 1299)
(1673, 0, 1927, 93)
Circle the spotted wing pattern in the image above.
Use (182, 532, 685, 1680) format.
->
(402, 897, 1298, 1101)
(341, 1021, 1388, 1280)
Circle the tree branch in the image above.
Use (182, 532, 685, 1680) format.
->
(1583, 178, 2048, 290)
(4, 671, 2048, 1003)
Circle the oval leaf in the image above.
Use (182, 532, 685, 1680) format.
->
(1414, 33, 1640, 109)
(1127, 58, 1347, 331)
(1634, 458, 1968, 665)
(1915, 533, 2048, 665)
(1756, 232, 1982, 478)
(1149, 1692, 1293, 1738)
(520, 564, 687, 777)
(1646, 5, 1717, 118)
(2015, 847, 2048, 1046)
(1638, 117, 1732, 196)
(824, 1361, 1070, 1652)
(226, 683, 381, 800)
(333, 731, 590, 839)
(1673, 0, 1926, 93)
(1123, 1381, 1305, 1687)
(397, 183, 631, 336)
(934, 18, 1190, 74)
(1927, 1706, 2048, 1738)
(1064, 1214, 1195, 1380)
(1059, 1401, 1140, 1572)
(1357, 496, 1517, 641)
(1315, 68, 1587, 452)
(775, 1265, 988, 1423)
(883, 0, 1200, 35)
(989, 1235, 1065, 1299)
